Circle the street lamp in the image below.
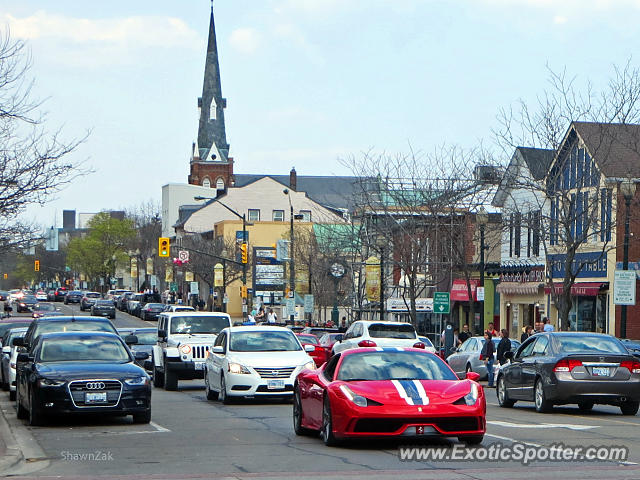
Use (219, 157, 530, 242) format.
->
(620, 178, 636, 339)
(194, 196, 248, 319)
(283, 189, 295, 324)
(477, 207, 489, 331)
(375, 236, 386, 321)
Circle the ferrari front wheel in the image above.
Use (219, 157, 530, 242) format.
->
(321, 395, 340, 446)
(293, 386, 314, 436)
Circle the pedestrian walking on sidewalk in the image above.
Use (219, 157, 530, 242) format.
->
(481, 331, 495, 387)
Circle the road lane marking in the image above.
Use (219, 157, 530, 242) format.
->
(150, 421, 170, 432)
(488, 420, 598, 431)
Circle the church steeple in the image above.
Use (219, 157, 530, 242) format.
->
(197, 1, 229, 162)
(189, 1, 234, 192)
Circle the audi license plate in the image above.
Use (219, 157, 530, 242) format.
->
(592, 367, 610, 377)
(267, 379, 285, 390)
(194, 362, 204, 370)
(85, 392, 107, 403)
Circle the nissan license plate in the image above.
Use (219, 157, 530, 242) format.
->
(194, 362, 204, 370)
(85, 392, 107, 403)
(267, 379, 285, 390)
(592, 367, 610, 377)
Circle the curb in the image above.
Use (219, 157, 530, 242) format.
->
(0, 398, 23, 474)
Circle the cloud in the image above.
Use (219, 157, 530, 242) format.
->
(553, 15, 567, 24)
(2, 10, 200, 62)
(229, 28, 262, 55)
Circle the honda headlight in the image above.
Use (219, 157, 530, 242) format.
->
(38, 378, 65, 387)
(228, 363, 251, 374)
(463, 382, 479, 406)
(339, 385, 381, 407)
(124, 376, 150, 386)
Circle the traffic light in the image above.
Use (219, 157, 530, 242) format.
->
(34, 260, 40, 272)
(240, 242, 248, 264)
(3, 273, 7, 279)
(240, 285, 248, 298)
(159, 237, 170, 257)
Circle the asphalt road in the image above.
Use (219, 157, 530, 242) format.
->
(2, 305, 640, 479)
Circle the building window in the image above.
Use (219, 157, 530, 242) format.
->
(600, 188, 612, 242)
(248, 209, 260, 222)
(300, 210, 311, 222)
(509, 215, 513, 257)
(532, 210, 541, 256)
(272, 210, 284, 222)
(514, 212, 521, 257)
(216, 178, 225, 190)
(527, 212, 531, 258)
(202, 178, 211, 188)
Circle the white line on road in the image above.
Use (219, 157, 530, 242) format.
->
(150, 421, 171, 432)
(488, 420, 598, 431)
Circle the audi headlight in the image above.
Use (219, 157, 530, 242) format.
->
(463, 382, 479, 406)
(124, 376, 150, 386)
(339, 385, 381, 407)
(302, 361, 315, 370)
(228, 363, 251, 374)
(38, 378, 65, 387)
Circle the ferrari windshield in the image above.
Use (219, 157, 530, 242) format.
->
(337, 351, 457, 381)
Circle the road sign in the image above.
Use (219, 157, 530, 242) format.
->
(178, 250, 189, 263)
(433, 292, 450, 314)
(304, 294, 314, 314)
(614, 270, 637, 305)
(476, 287, 485, 301)
(169, 282, 178, 292)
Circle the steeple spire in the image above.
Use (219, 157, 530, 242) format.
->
(198, 0, 229, 162)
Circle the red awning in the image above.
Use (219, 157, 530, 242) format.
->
(544, 282, 607, 297)
(451, 279, 479, 302)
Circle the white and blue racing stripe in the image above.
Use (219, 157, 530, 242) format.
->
(391, 379, 430, 405)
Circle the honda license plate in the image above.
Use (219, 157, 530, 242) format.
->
(267, 379, 285, 390)
(592, 367, 610, 377)
(85, 392, 107, 403)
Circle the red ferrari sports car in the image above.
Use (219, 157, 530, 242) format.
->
(294, 347, 486, 446)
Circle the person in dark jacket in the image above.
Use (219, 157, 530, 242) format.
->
(521, 325, 533, 342)
(480, 331, 495, 387)
(497, 329, 512, 366)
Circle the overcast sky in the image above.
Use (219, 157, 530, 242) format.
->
(3, 0, 640, 228)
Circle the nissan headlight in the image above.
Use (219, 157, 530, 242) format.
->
(228, 363, 251, 374)
(38, 378, 65, 387)
(463, 383, 479, 406)
(124, 376, 150, 386)
(302, 361, 315, 370)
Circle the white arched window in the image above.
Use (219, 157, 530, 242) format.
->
(202, 178, 211, 188)
(216, 178, 225, 190)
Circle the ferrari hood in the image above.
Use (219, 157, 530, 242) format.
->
(344, 379, 474, 406)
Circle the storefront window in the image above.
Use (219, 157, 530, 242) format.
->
(567, 295, 606, 332)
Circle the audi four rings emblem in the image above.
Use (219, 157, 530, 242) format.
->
(86, 382, 106, 390)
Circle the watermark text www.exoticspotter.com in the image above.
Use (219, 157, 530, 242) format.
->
(60, 451, 114, 462)
(399, 443, 629, 465)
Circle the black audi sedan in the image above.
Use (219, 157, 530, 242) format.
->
(64, 291, 84, 305)
(496, 332, 640, 415)
(15, 331, 151, 426)
(91, 300, 116, 319)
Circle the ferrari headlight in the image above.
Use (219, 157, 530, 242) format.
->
(340, 385, 369, 407)
(463, 383, 479, 406)
(38, 378, 65, 387)
(228, 363, 251, 374)
(124, 376, 150, 386)
(302, 361, 315, 370)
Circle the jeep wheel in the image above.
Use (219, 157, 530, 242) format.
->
(164, 361, 178, 391)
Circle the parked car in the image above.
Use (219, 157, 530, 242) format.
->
(117, 292, 134, 311)
(16, 295, 38, 313)
(64, 290, 84, 304)
(447, 336, 521, 380)
(91, 300, 116, 319)
(15, 331, 151, 426)
(204, 326, 314, 403)
(296, 333, 327, 367)
(0, 326, 28, 400)
(496, 332, 640, 415)
(127, 293, 144, 317)
(294, 347, 485, 446)
(333, 321, 435, 354)
(80, 292, 102, 311)
(140, 303, 165, 321)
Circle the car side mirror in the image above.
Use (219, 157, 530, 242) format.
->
(124, 335, 138, 345)
(504, 351, 514, 360)
(12, 337, 24, 347)
(304, 344, 315, 352)
(212, 345, 224, 354)
(17, 352, 31, 363)
(466, 371, 481, 382)
(134, 351, 149, 360)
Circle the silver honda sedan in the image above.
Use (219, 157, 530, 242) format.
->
(447, 336, 520, 379)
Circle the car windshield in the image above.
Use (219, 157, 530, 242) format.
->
(367, 323, 416, 339)
(39, 336, 131, 363)
(146, 303, 164, 310)
(169, 316, 229, 335)
(33, 303, 56, 311)
(133, 331, 157, 345)
(35, 321, 117, 337)
(22, 296, 37, 302)
(297, 334, 319, 344)
(229, 331, 302, 352)
(337, 351, 457, 381)
(95, 300, 113, 306)
(86, 293, 101, 298)
(555, 335, 628, 355)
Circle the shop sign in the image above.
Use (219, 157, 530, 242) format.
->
(499, 268, 544, 283)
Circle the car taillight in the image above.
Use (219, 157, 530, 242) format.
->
(620, 360, 640, 374)
(358, 340, 377, 347)
(554, 359, 583, 372)
(413, 342, 426, 349)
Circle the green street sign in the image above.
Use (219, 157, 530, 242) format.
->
(433, 292, 450, 314)
(169, 282, 178, 292)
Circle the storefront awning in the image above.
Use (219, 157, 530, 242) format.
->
(496, 282, 543, 295)
(544, 282, 608, 297)
(451, 279, 478, 302)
